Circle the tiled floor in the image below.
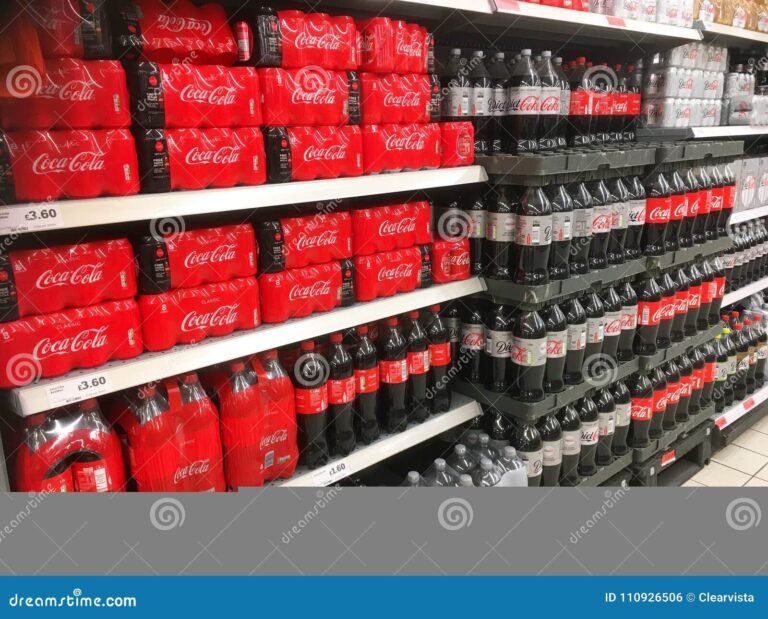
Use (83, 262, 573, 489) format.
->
(685, 414, 768, 487)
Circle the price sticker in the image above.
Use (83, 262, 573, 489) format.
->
(606, 16, 626, 27)
(0, 204, 63, 234)
(45, 373, 112, 408)
(495, 0, 521, 11)
(661, 449, 676, 468)
(311, 459, 349, 487)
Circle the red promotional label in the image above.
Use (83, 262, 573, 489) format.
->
(628, 93, 641, 116)
(652, 389, 668, 415)
(429, 342, 451, 367)
(714, 276, 725, 299)
(607, 15, 627, 27)
(72, 462, 110, 493)
(687, 284, 701, 310)
(661, 449, 676, 467)
(327, 376, 355, 405)
(675, 290, 689, 315)
(645, 197, 671, 224)
(637, 300, 662, 326)
(701, 280, 715, 305)
(724, 184, 736, 210)
(380, 358, 408, 384)
(699, 189, 712, 215)
(670, 195, 687, 221)
(295, 386, 329, 414)
(568, 90, 592, 116)
(354, 367, 379, 394)
(631, 397, 653, 421)
(408, 350, 430, 375)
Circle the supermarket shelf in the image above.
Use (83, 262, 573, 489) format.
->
(632, 404, 715, 465)
(730, 204, 768, 225)
(695, 20, 768, 48)
(0, 166, 489, 235)
(7, 278, 485, 417)
(713, 383, 768, 430)
(277, 395, 482, 487)
(575, 452, 633, 487)
(638, 126, 768, 140)
(721, 275, 768, 307)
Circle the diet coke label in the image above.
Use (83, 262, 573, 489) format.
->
(567, 323, 587, 351)
(183, 245, 237, 268)
(621, 306, 638, 331)
(486, 329, 512, 358)
(35, 263, 104, 290)
(604, 311, 622, 338)
(580, 420, 599, 446)
(539, 87, 560, 115)
(515, 215, 552, 247)
(507, 87, 540, 115)
(546, 330, 567, 359)
(33, 326, 108, 360)
(181, 305, 239, 332)
(461, 324, 484, 351)
(511, 336, 547, 367)
(591, 204, 611, 234)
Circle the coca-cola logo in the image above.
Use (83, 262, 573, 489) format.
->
(183, 245, 237, 268)
(259, 429, 288, 450)
(396, 40, 422, 57)
(631, 403, 652, 421)
(661, 302, 676, 319)
(174, 459, 210, 484)
(33, 326, 108, 360)
(180, 305, 239, 332)
(383, 92, 420, 107)
(157, 15, 212, 35)
(35, 263, 104, 290)
(32, 151, 105, 174)
(648, 206, 671, 221)
(493, 339, 513, 356)
(379, 218, 416, 236)
(291, 87, 337, 105)
(288, 280, 332, 300)
(295, 32, 342, 50)
(294, 230, 338, 251)
(605, 318, 621, 335)
(688, 292, 700, 307)
(185, 146, 241, 166)
(303, 144, 348, 162)
(546, 339, 565, 356)
(539, 96, 559, 113)
(462, 332, 484, 349)
(509, 95, 539, 112)
(40, 79, 97, 102)
(377, 264, 414, 281)
(654, 394, 669, 410)
(180, 85, 236, 106)
(384, 133, 426, 151)
(613, 102, 628, 113)
(449, 252, 470, 266)
(672, 200, 687, 219)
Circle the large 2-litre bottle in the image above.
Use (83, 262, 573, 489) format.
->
(536, 413, 563, 487)
(510, 309, 547, 402)
(403, 311, 430, 423)
(513, 186, 552, 286)
(293, 341, 330, 469)
(327, 333, 356, 456)
(353, 325, 380, 444)
(378, 318, 409, 433)
(424, 304, 452, 414)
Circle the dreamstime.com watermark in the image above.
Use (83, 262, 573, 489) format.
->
(569, 486, 630, 544)
(281, 486, 342, 544)
(8, 589, 137, 609)
(0, 491, 51, 544)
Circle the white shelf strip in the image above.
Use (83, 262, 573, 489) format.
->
(721, 275, 768, 308)
(277, 394, 481, 487)
(713, 383, 768, 430)
(696, 20, 768, 46)
(730, 205, 768, 225)
(9, 278, 485, 417)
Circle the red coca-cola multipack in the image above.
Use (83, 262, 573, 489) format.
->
(440, 122, 475, 168)
(362, 123, 441, 174)
(350, 202, 432, 255)
(357, 17, 432, 75)
(359, 73, 439, 124)
(33, 0, 112, 60)
(354, 247, 423, 302)
(432, 238, 471, 283)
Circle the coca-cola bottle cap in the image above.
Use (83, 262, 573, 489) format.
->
(385, 317, 398, 327)
(430, 304, 441, 312)
(229, 360, 246, 372)
(329, 332, 343, 344)
(576, 56, 586, 63)
(262, 349, 277, 360)
(472, 50, 483, 58)
(301, 341, 316, 351)
(142, 385, 157, 397)
(503, 446, 517, 458)
(455, 444, 467, 455)
(721, 315, 730, 322)
(542, 50, 551, 57)
(435, 458, 447, 470)
(406, 471, 420, 484)
(450, 48, 461, 55)
(408, 310, 419, 319)
(732, 310, 740, 318)
(458, 475, 474, 487)
(357, 325, 369, 335)
(494, 52, 504, 60)
(745, 319, 752, 326)
(182, 373, 198, 385)
(735, 324, 743, 331)
(480, 457, 493, 470)
(522, 49, 532, 56)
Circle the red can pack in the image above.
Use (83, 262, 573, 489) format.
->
(440, 122, 475, 168)
(0, 59, 130, 131)
(258, 67, 360, 126)
(139, 277, 261, 352)
(34, 0, 112, 59)
(129, 63, 261, 129)
(4, 239, 137, 321)
(351, 202, 432, 255)
(112, 0, 237, 65)
(277, 10, 358, 70)
(1, 130, 139, 203)
(15, 401, 125, 493)
(359, 73, 439, 124)
(135, 224, 257, 294)
(358, 18, 430, 74)
(136, 127, 266, 193)
(361, 123, 441, 174)
(264, 126, 363, 182)
(431, 238, 471, 283)
(0, 299, 143, 388)
(258, 261, 354, 324)
(353, 247, 422, 302)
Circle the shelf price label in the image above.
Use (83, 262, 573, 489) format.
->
(311, 459, 349, 487)
(661, 449, 676, 468)
(0, 204, 63, 234)
(495, 0, 521, 12)
(45, 373, 113, 408)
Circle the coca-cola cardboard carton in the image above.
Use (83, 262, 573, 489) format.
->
(431, 238, 471, 283)
(359, 73, 439, 124)
(4, 239, 137, 321)
(357, 18, 430, 74)
(361, 123, 440, 174)
(258, 67, 360, 127)
(34, 0, 112, 59)
(351, 202, 432, 255)
(112, 0, 237, 65)
(136, 224, 257, 294)
(353, 247, 422, 302)
(0, 299, 143, 388)
(138, 277, 261, 351)
(0, 59, 130, 131)
(136, 127, 266, 193)
(264, 126, 363, 182)
(440, 122, 475, 168)
(258, 261, 354, 323)
(1, 130, 139, 203)
(129, 63, 261, 129)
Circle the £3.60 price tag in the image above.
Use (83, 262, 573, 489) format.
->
(0, 204, 63, 234)
(45, 373, 112, 408)
(311, 459, 349, 486)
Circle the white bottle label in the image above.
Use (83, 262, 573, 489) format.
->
(519, 449, 544, 479)
(621, 306, 638, 332)
(628, 199, 646, 226)
(615, 402, 631, 427)
(562, 430, 581, 456)
(486, 211, 516, 242)
(542, 439, 563, 467)
(515, 214, 553, 247)
(511, 336, 547, 367)
(547, 329, 568, 359)
(486, 329, 512, 358)
(507, 86, 541, 115)
(468, 210, 487, 239)
(604, 310, 622, 338)
(539, 86, 561, 116)
(567, 323, 587, 351)
(573, 207, 593, 237)
(592, 204, 612, 234)
(587, 316, 605, 344)
(552, 211, 573, 242)
(471, 86, 492, 117)
(611, 201, 630, 230)
(599, 411, 616, 436)
(580, 420, 599, 446)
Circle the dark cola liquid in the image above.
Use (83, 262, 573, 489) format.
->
(353, 328, 380, 444)
(546, 183, 573, 281)
(606, 177, 629, 266)
(577, 396, 599, 476)
(610, 381, 631, 456)
(541, 304, 567, 393)
(671, 268, 690, 343)
(594, 388, 616, 466)
(484, 304, 513, 392)
(688, 348, 705, 416)
(666, 168, 687, 253)
(464, 190, 487, 275)
(588, 179, 611, 271)
(512, 420, 543, 487)
(662, 360, 680, 431)
(624, 176, 646, 261)
(564, 298, 587, 384)
(676, 354, 693, 423)
(649, 367, 666, 440)
(327, 339, 356, 456)
(617, 282, 637, 362)
(634, 277, 662, 357)
(684, 264, 703, 337)
(424, 306, 452, 415)
(377, 321, 409, 433)
(643, 170, 671, 257)
(627, 373, 653, 448)
(700, 343, 716, 407)
(510, 310, 547, 402)
(656, 272, 677, 350)
(484, 186, 516, 280)
(460, 300, 485, 383)
(503, 49, 541, 154)
(582, 293, 605, 377)
(536, 413, 563, 487)
(403, 313, 430, 424)
(601, 287, 622, 362)
(697, 260, 715, 332)
(568, 181, 593, 275)
(513, 186, 552, 286)
(557, 404, 582, 486)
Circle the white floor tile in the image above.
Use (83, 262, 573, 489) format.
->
(755, 463, 768, 482)
(749, 415, 768, 435)
(682, 479, 706, 487)
(712, 443, 768, 475)
(744, 477, 768, 487)
(690, 461, 750, 487)
(733, 429, 768, 457)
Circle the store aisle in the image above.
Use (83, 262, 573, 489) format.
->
(684, 415, 768, 487)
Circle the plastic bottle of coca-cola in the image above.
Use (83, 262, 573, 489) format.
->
(568, 181, 594, 275)
(627, 372, 653, 448)
(353, 325, 380, 444)
(667, 166, 688, 253)
(511, 420, 543, 487)
(713, 334, 728, 413)
(503, 49, 541, 154)
(484, 185, 516, 279)
(557, 404, 581, 486)
(649, 367, 667, 440)
(553, 57, 570, 149)
(484, 303, 513, 392)
(606, 176, 629, 266)
(513, 186, 552, 285)
(671, 268, 690, 343)
(536, 413, 563, 486)
(378, 318, 409, 433)
(424, 304, 452, 414)
(684, 166, 701, 246)
(594, 387, 616, 466)
(403, 312, 430, 424)
(599, 288, 621, 363)
(634, 277, 663, 356)
(541, 303, 567, 393)
(469, 50, 492, 155)
(689, 347, 706, 416)
(463, 188, 487, 276)
(611, 380, 631, 455)
(442, 302, 461, 383)
(643, 169, 672, 256)
(693, 165, 712, 245)
(701, 341, 717, 407)
(582, 292, 606, 365)
(577, 396, 599, 476)
(684, 264, 703, 336)
(698, 260, 715, 331)
(564, 297, 588, 384)
(617, 282, 638, 362)
(536, 51, 561, 152)
(656, 272, 678, 349)
(676, 353, 694, 423)
(624, 175, 646, 261)
(546, 183, 573, 281)
(460, 299, 484, 383)
(327, 333, 356, 456)
(662, 359, 681, 432)
(588, 178, 613, 270)
(510, 309, 547, 402)
(441, 48, 470, 121)
(567, 57, 593, 146)
(293, 341, 330, 469)
(710, 163, 727, 239)
(488, 52, 510, 154)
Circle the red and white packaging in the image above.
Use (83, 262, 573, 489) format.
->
(136, 127, 266, 193)
(6, 239, 137, 320)
(431, 238, 471, 283)
(359, 73, 437, 124)
(361, 123, 440, 174)
(353, 247, 422, 302)
(357, 18, 429, 74)
(0, 299, 143, 388)
(138, 277, 261, 352)
(0, 59, 130, 131)
(277, 10, 358, 70)
(351, 202, 432, 255)
(113, 0, 237, 65)
(34, 0, 112, 59)
(440, 122, 475, 168)
(2, 130, 139, 203)
(129, 63, 261, 129)
(271, 212, 353, 269)
(15, 401, 126, 493)
(264, 126, 363, 182)
(258, 68, 359, 126)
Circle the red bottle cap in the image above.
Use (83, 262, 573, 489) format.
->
(357, 325, 369, 335)
(329, 332, 343, 343)
(430, 304, 440, 312)
(301, 341, 315, 351)
(735, 323, 743, 331)
(386, 317, 398, 327)
(182, 373, 198, 384)
(744, 319, 752, 327)
(229, 360, 246, 372)
(408, 310, 419, 319)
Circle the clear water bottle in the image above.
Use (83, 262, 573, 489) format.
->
(494, 446, 528, 487)
(472, 457, 501, 487)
